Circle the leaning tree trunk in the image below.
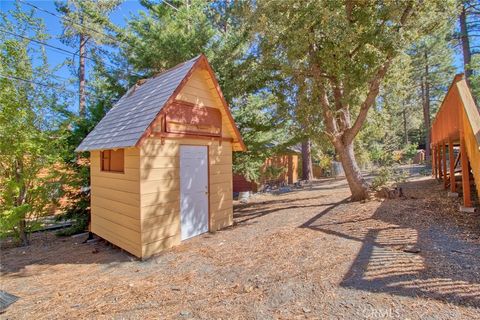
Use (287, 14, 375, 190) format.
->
(301, 139, 314, 180)
(334, 140, 369, 201)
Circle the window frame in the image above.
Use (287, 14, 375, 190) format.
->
(100, 149, 125, 173)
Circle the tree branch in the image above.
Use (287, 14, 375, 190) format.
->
(318, 84, 338, 140)
(343, 59, 392, 144)
(342, 2, 413, 144)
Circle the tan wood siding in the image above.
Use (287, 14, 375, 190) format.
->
(175, 69, 234, 139)
(90, 149, 142, 257)
(91, 221, 141, 257)
(140, 138, 233, 258)
(91, 215, 141, 256)
(91, 186, 140, 207)
(142, 234, 181, 258)
(91, 195, 139, 219)
(141, 190, 179, 207)
(142, 219, 180, 244)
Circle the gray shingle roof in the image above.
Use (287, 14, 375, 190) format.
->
(75, 56, 201, 152)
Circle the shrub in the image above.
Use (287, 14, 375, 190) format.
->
(402, 143, 418, 163)
(263, 165, 286, 181)
(371, 166, 409, 190)
(371, 167, 392, 190)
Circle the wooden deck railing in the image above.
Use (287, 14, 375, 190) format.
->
(431, 74, 480, 208)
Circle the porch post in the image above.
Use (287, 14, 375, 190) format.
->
(460, 137, 472, 207)
(449, 139, 456, 192)
(437, 144, 442, 180)
(442, 142, 448, 189)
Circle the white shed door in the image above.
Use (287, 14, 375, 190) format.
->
(180, 146, 209, 240)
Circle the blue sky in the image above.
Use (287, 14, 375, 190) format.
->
(0, 1, 470, 112)
(1, 0, 145, 109)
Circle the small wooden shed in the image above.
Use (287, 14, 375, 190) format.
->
(76, 55, 245, 258)
(233, 151, 299, 193)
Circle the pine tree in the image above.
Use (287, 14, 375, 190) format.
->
(409, 30, 456, 160)
(0, 5, 67, 244)
(456, 0, 480, 99)
(55, 0, 121, 116)
(254, 0, 456, 200)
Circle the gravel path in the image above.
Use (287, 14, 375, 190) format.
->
(1, 177, 480, 319)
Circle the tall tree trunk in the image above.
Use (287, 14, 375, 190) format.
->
(422, 51, 431, 161)
(334, 141, 369, 201)
(15, 159, 29, 246)
(301, 139, 313, 180)
(459, 4, 472, 83)
(403, 108, 409, 144)
(79, 32, 86, 117)
(19, 219, 28, 246)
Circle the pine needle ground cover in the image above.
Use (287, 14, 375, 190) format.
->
(1, 177, 479, 319)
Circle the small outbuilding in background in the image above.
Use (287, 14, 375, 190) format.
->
(76, 55, 245, 258)
(233, 149, 299, 193)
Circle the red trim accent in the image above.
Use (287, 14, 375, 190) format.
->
(136, 54, 246, 151)
(198, 56, 246, 151)
(135, 57, 203, 147)
(152, 132, 233, 142)
(163, 101, 222, 136)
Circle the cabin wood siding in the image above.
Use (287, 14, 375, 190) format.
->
(175, 69, 233, 139)
(90, 148, 142, 257)
(89, 63, 237, 259)
(140, 138, 233, 258)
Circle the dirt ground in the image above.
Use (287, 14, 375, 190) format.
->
(1, 176, 480, 319)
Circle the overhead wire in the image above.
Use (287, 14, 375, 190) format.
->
(0, 27, 144, 80)
(0, 73, 117, 102)
(18, 0, 124, 47)
(0, 74, 75, 92)
(5, 0, 188, 103)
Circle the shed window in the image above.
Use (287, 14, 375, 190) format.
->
(101, 149, 124, 173)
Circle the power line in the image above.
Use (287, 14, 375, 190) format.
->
(0, 28, 134, 75)
(0, 73, 116, 101)
(1, 28, 92, 62)
(0, 73, 71, 90)
(16, 0, 181, 78)
(18, 0, 124, 47)
(6, 53, 100, 91)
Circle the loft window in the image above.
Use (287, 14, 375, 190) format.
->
(101, 149, 124, 173)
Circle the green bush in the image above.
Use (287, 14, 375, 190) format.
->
(402, 143, 418, 163)
(369, 144, 394, 166)
(263, 165, 286, 181)
(371, 167, 392, 190)
(55, 189, 90, 237)
(371, 166, 409, 190)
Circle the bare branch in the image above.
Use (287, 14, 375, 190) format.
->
(344, 59, 392, 144)
(342, 2, 413, 144)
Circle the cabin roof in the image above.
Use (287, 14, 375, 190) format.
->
(76, 55, 246, 152)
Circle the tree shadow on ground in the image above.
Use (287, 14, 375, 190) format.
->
(300, 178, 480, 308)
(235, 202, 347, 226)
(0, 232, 133, 274)
(234, 195, 327, 210)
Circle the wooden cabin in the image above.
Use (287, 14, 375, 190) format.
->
(233, 151, 299, 193)
(431, 74, 480, 210)
(76, 55, 245, 258)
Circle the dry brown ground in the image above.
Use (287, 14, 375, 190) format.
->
(1, 177, 480, 320)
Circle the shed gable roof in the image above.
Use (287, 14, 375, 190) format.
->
(76, 55, 245, 152)
(76, 56, 201, 152)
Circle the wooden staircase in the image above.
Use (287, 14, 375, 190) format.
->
(431, 74, 480, 210)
